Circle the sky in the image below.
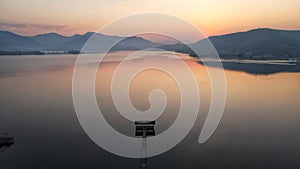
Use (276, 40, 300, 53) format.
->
(0, 0, 300, 40)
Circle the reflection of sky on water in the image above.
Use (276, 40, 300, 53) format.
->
(0, 51, 299, 169)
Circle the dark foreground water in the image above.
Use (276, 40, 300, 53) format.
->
(0, 51, 299, 169)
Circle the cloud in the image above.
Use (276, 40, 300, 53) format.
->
(0, 22, 76, 35)
(0, 22, 27, 28)
(0, 22, 66, 30)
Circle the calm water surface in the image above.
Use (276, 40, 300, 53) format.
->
(0, 51, 299, 169)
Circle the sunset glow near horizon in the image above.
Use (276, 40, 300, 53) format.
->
(0, 0, 299, 41)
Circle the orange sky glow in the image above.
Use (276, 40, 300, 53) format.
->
(0, 0, 299, 41)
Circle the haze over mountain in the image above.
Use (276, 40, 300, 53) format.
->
(1, 28, 300, 59)
(0, 31, 43, 51)
(160, 28, 300, 59)
(0, 30, 162, 52)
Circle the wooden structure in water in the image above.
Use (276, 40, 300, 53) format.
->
(135, 121, 156, 169)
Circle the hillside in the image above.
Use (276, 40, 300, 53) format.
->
(0, 31, 162, 52)
(1, 28, 300, 59)
(161, 28, 300, 59)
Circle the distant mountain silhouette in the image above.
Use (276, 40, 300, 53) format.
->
(158, 43, 197, 56)
(1, 28, 300, 59)
(0, 31, 162, 52)
(31, 32, 68, 50)
(110, 36, 160, 51)
(0, 31, 43, 51)
(160, 28, 300, 59)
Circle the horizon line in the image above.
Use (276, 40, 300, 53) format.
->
(1, 27, 300, 38)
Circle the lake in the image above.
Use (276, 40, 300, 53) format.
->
(0, 51, 299, 169)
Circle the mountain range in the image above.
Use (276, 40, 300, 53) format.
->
(0, 31, 161, 52)
(1, 28, 300, 59)
(160, 28, 300, 59)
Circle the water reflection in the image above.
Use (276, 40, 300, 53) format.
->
(0, 51, 299, 169)
(198, 60, 300, 75)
